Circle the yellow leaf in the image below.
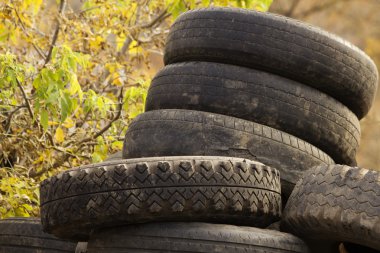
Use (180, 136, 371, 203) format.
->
(112, 74, 123, 86)
(54, 127, 65, 143)
(111, 141, 123, 150)
(48, 121, 59, 126)
(128, 40, 143, 55)
(62, 117, 75, 128)
(89, 35, 104, 49)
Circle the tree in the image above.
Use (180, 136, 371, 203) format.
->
(0, 0, 273, 218)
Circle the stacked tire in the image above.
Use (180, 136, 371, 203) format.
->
(36, 7, 379, 253)
(0, 217, 77, 253)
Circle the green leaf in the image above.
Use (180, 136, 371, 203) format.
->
(244, 0, 253, 8)
(60, 92, 74, 122)
(69, 73, 83, 101)
(111, 141, 123, 150)
(40, 109, 49, 132)
(46, 91, 60, 105)
(32, 75, 42, 89)
(168, 0, 187, 18)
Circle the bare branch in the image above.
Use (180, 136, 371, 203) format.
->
(119, 5, 142, 56)
(76, 110, 91, 128)
(44, 0, 66, 66)
(16, 78, 34, 120)
(119, 8, 170, 56)
(79, 87, 124, 145)
(139, 9, 169, 29)
(29, 144, 90, 178)
(4, 105, 26, 133)
(14, 7, 46, 59)
(120, 36, 135, 56)
(33, 87, 125, 176)
(78, 6, 101, 16)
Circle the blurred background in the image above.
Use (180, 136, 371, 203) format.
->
(0, 0, 379, 217)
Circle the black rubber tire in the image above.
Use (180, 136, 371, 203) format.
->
(164, 8, 379, 118)
(122, 109, 334, 198)
(87, 222, 310, 253)
(146, 62, 360, 165)
(0, 217, 76, 253)
(281, 165, 380, 251)
(75, 242, 88, 253)
(342, 243, 380, 253)
(40, 156, 281, 240)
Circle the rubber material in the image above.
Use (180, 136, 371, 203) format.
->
(122, 109, 335, 198)
(87, 222, 310, 253)
(164, 8, 379, 118)
(146, 61, 360, 165)
(0, 217, 76, 253)
(75, 242, 88, 253)
(40, 156, 281, 240)
(282, 165, 380, 251)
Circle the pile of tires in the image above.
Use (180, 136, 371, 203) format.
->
(0, 217, 77, 253)
(15, 7, 377, 253)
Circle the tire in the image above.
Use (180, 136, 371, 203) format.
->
(146, 62, 360, 165)
(87, 222, 310, 253)
(342, 243, 380, 253)
(40, 156, 281, 240)
(281, 165, 380, 251)
(75, 242, 88, 253)
(0, 217, 76, 253)
(122, 109, 334, 198)
(164, 8, 379, 118)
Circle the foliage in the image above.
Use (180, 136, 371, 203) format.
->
(0, 0, 273, 218)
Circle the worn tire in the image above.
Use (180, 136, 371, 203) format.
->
(164, 8, 378, 118)
(122, 109, 334, 198)
(40, 156, 281, 240)
(75, 242, 88, 253)
(87, 222, 310, 253)
(282, 165, 380, 251)
(0, 218, 76, 253)
(146, 62, 360, 165)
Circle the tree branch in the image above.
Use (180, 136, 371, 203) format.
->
(33, 87, 125, 176)
(4, 105, 26, 133)
(139, 9, 169, 29)
(120, 36, 134, 56)
(14, 7, 46, 59)
(79, 87, 124, 145)
(44, 0, 66, 66)
(119, 8, 170, 56)
(29, 143, 90, 178)
(16, 78, 34, 120)
(78, 6, 101, 16)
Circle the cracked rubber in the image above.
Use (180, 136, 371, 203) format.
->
(281, 165, 380, 251)
(146, 61, 360, 165)
(0, 217, 76, 253)
(122, 109, 334, 198)
(164, 8, 379, 118)
(87, 222, 310, 253)
(40, 156, 281, 240)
